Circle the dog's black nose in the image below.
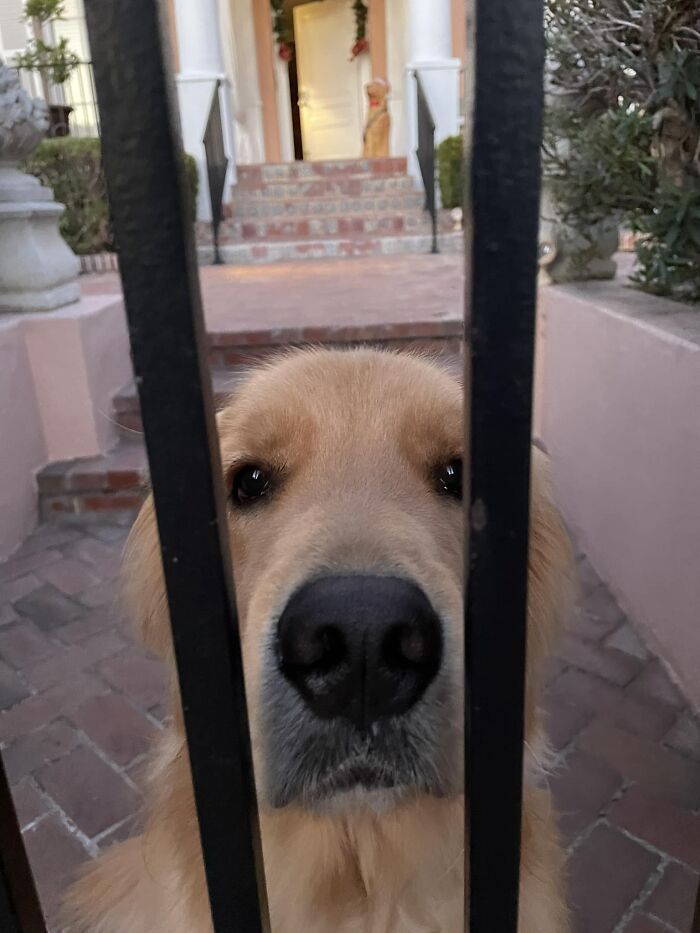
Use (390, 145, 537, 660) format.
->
(277, 575, 442, 730)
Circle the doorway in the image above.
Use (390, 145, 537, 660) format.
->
(292, 0, 367, 160)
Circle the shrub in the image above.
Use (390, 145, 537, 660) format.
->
(544, 107, 657, 233)
(437, 135, 463, 210)
(184, 154, 199, 221)
(544, 0, 700, 303)
(631, 185, 700, 301)
(25, 138, 110, 254)
(25, 138, 200, 255)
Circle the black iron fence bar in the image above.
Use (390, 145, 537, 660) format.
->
(83, 1, 268, 930)
(693, 879, 700, 933)
(465, 0, 545, 929)
(413, 72, 439, 255)
(0, 753, 46, 933)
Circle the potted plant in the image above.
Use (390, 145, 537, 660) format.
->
(542, 0, 700, 300)
(15, 0, 80, 137)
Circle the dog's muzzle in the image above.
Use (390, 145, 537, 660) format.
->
(263, 575, 456, 810)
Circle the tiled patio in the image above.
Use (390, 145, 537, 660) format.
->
(0, 517, 698, 931)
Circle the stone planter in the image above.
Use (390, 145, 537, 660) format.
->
(538, 176, 618, 286)
(0, 63, 79, 314)
(48, 102, 73, 137)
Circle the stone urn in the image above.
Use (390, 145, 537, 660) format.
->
(0, 62, 79, 313)
(538, 176, 618, 286)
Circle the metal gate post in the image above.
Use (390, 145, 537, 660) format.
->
(82, 1, 269, 930)
(465, 0, 546, 930)
(0, 755, 46, 933)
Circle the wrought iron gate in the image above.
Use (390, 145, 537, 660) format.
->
(414, 72, 438, 255)
(0, 0, 551, 930)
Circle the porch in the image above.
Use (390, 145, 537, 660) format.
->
(168, 0, 466, 220)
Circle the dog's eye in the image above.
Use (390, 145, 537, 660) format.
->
(436, 459, 462, 500)
(231, 465, 272, 506)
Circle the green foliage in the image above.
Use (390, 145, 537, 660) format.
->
(25, 138, 109, 254)
(15, 37, 79, 85)
(269, 0, 293, 49)
(23, 0, 65, 20)
(352, 1, 368, 42)
(545, 0, 700, 303)
(653, 46, 700, 113)
(16, 0, 79, 86)
(437, 135, 464, 210)
(183, 153, 199, 224)
(544, 106, 657, 227)
(24, 139, 199, 255)
(632, 185, 700, 301)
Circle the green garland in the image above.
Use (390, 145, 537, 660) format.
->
(269, 1, 369, 61)
(352, 0, 368, 42)
(269, 0, 294, 60)
(350, 1, 369, 59)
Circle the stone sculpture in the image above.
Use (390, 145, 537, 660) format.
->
(0, 61, 79, 313)
(362, 78, 390, 159)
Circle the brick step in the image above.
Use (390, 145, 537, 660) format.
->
(230, 190, 424, 220)
(114, 316, 463, 433)
(232, 174, 414, 201)
(236, 157, 407, 187)
(112, 369, 244, 438)
(198, 230, 462, 268)
(38, 439, 149, 519)
(218, 210, 425, 243)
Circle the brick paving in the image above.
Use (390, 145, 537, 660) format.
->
(80, 253, 464, 349)
(0, 520, 698, 930)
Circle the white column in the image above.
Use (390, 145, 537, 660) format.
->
(173, 0, 237, 221)
(274, 57, 295, 163)
(404, 0, 461, 186)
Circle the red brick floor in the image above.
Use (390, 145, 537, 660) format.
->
(0, 519, 698, 931)
(80, 254, 464, 341)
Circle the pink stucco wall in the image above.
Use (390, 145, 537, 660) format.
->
(0, 294, 131, 559)
(22, 295, 131, 461)
(539, 281, 700, 711)
(0, 318, 47, 558)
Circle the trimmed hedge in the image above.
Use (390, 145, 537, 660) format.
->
(25, 138, 109, 255)
(437, 135, 463, 211)
(24, 138, 199, 255)
(184, 153, 199, 223)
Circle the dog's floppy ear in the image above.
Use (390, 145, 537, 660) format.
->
(121, 384, 249, 659)
(122, 494, 174, 659)
(527, 448, 576, 683)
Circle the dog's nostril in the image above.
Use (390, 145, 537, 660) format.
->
(280, 625, 345, 672)
(384, 621, 441, 667)
(276, 576, 443, 730)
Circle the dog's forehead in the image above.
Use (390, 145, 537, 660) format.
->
(218, 350, 463, 461)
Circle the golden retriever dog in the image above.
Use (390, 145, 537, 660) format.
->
(63, 348, 572, 932)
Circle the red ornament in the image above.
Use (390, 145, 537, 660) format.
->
(278, 41, 293, 62)
(350, 37, 369, 61)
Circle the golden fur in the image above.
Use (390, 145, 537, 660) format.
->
(63, 349, 573, 932)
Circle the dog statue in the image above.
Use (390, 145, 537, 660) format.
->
(362, 78, 391, 158)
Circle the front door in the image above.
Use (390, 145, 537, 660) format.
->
(293, 0, 366, 160)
